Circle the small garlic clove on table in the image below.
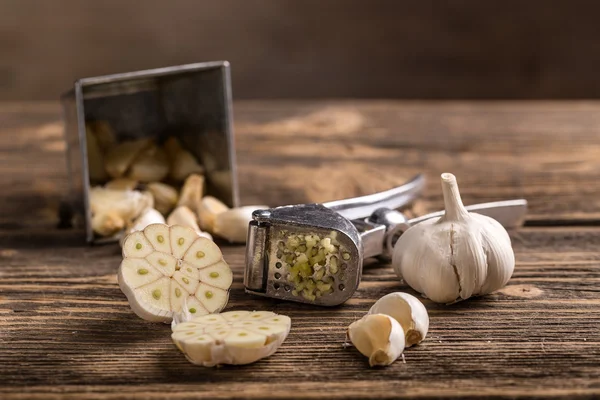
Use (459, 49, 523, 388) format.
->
(213, 205, 269, 244)
(392, 173, 516, 303)
(177, 174, 204, 213)
(171, 310, 291, 366)
(347, 313, 405, 367)
(367, 292, 429, 347)
(118, 224, 232, 322)
(89, 187, 153, 237)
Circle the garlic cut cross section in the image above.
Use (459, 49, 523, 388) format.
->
(172, 310, 292, 366)
(118, 224, 233, 322)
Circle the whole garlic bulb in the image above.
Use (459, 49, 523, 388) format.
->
(392, 173, 515, 303)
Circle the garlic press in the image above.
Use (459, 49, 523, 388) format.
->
(244, 175, 527, 306)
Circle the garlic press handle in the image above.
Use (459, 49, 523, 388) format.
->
(323, 174, 425, 221)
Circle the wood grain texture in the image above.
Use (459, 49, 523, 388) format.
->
(1, 101, 600, 399)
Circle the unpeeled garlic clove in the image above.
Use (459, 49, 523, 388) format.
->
(171, 310, 291, 366)
(393, 173, 516, 303)
(177, 174, 204, 213)
(367, 292, 428, 347)
(126, 208, 166, 235)
(213, 205, 269, 243)
(347, 313, 405, 367)
(163, 136, 204, 182)
(104, 138, 152, 179)
(147, 182, 178, 215)
(127, 144, 169, 182)
(167, 206, 212, 241)
(197, 196, 229, 232)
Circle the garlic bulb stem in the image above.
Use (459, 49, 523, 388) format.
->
(440, 173, 468, 221)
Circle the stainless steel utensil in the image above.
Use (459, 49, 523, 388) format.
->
(244, 175, 527, 306)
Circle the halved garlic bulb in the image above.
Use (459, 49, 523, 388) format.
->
(367, 292, 429, 347)
(172, 310, 291, 366)
(118, 224, 232, 322)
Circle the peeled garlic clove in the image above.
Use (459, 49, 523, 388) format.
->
(125, 208, 165, 235)
(171, 149, 205, 182)
(127, 144, 169, 182)
(393, 173, 516, 303)
(87, 120, 117, 153)
(347, 313, 405, 367)
(105, 178, 138, 191)
(118, 224, 233, 322)
(91, 211, 125, 237)
(367, 292, 428, 347)
(85, 127, 109, 183)
(177, 174, 204, 213)
(171, 310, 291, 366)
(197, 196, 229, 232)
(104, 138, 152, 179)
(147, 182, 178, 215)
(89, 187, 153, 236)
(167, 206, 212, 240)
(213, 205, 269, 243)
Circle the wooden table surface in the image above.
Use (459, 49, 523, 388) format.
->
(1, 101, 600, 399)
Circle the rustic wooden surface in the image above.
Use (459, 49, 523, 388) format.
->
(1, 101, 600, 399)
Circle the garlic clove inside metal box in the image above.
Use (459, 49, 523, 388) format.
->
(61, 61, 238, 243)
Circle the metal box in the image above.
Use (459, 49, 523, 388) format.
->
(61, 61, 239, 243)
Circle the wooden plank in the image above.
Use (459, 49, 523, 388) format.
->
(0, 228, 599, 398)
(2, 102, 600, 398)
(2, 101, 600, 228)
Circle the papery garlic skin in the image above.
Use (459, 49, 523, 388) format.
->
(367, 292, 428, 347)
(171, 311, 291, 367)
(89, 187, 153, 237)
(392, 173, 515, 304)
(347, 313, 405, 367)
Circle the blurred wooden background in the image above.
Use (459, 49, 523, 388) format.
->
(1, 0, 600, 100)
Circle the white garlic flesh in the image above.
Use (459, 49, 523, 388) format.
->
(118, 224, 232, 322)
(347, 313, 405, 367)
(368, 292, 428, 347)
(393, 173, 515, 303)
(172, 311, 291, 366)
(213, 205, 269, 243)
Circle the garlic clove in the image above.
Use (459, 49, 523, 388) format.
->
(118, 224, 233, 322)
(367, 292, 429, 347)
(347, 313, 405, 367)
(392, 173, 516, 303)
(197, 196, 229, 232)
(177, 174, 204, 213)
(127, 144, 169, 182)
(166, 206, 212, 241)
(213, 205, 269, 243)
(147, 182, 178, 215)
(170, 149, 205, 182)
(91, 211, 125, 237)
(128, 208, 165, 232)
(104, 138, 152, 179)
(85, 127, 109, 183)
(105, 178, 138, 191)
(120, 208, 166, 246)
(87, 120, 117, 153)
(89, 187, 153, 237)
(171, 310, 291, 366)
